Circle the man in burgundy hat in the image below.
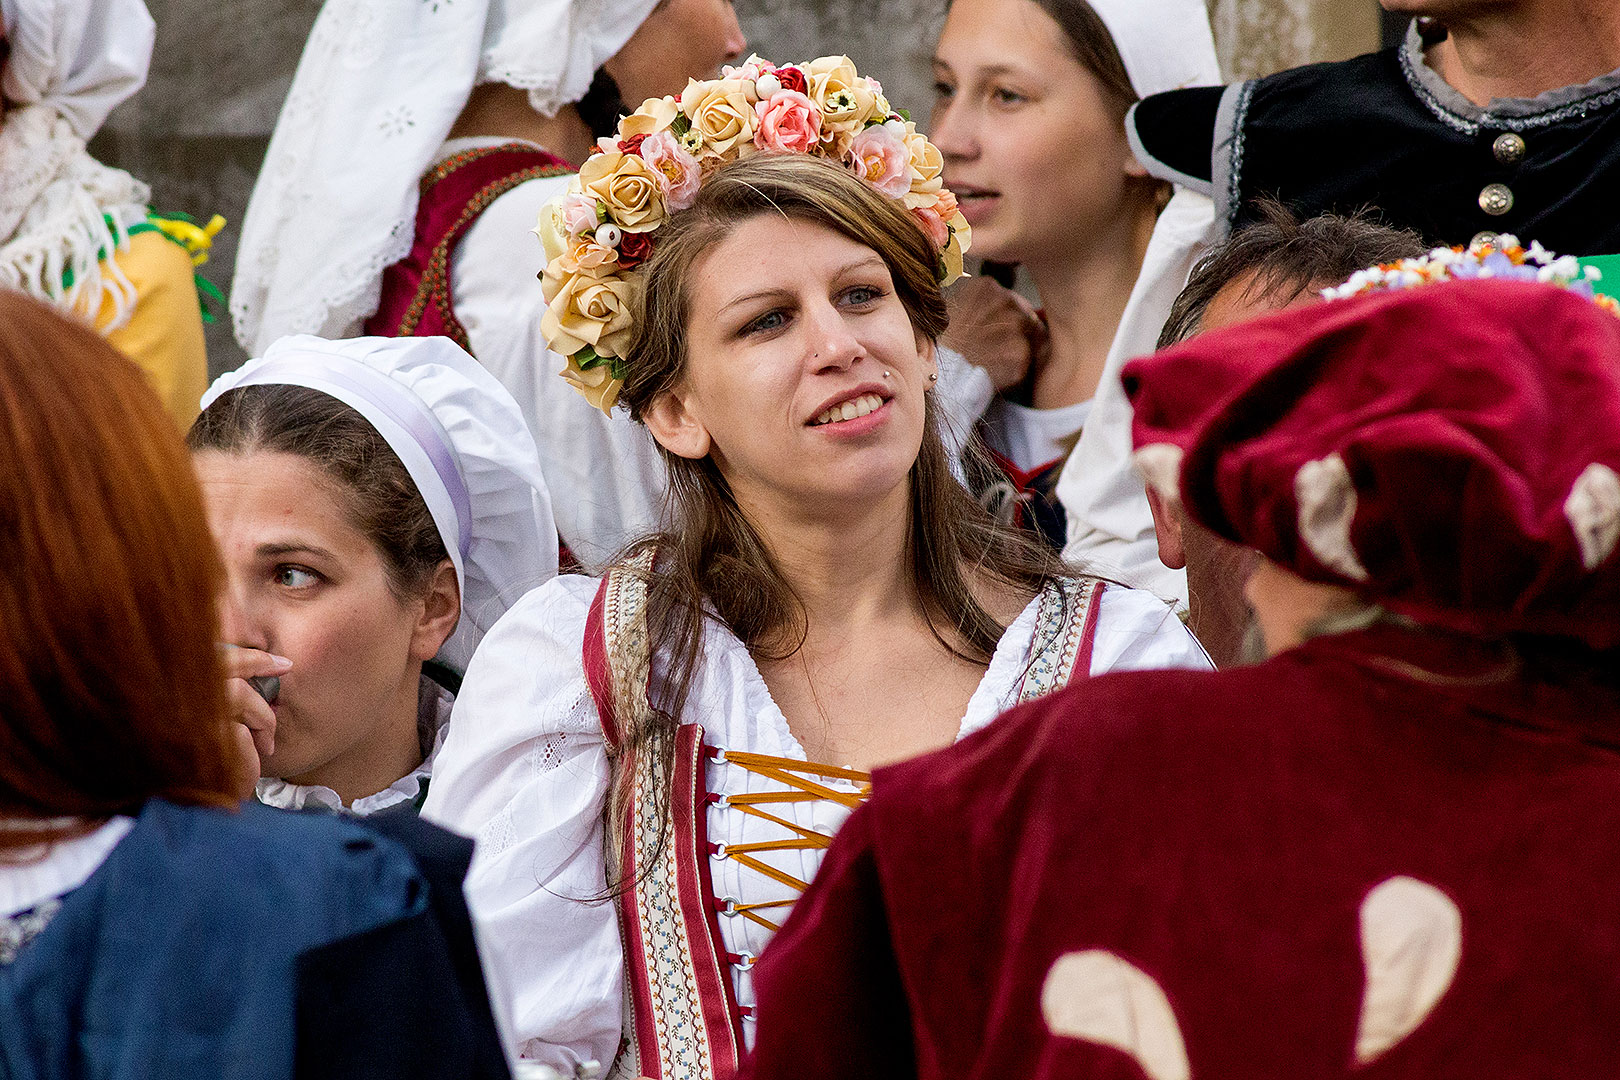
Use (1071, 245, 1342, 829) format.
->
(736, 278, 1620, 1079)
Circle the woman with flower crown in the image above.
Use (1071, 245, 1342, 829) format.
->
(930, 0, 1218, 572)
(423, 61, 1209, 1078)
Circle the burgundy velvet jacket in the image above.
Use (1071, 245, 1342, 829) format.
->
(738, 626, 1620, 1079)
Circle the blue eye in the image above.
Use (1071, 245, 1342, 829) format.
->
(742, 310, 789, 336)
(992, 87, 1027, 106)
(274, 565, 320, 589)
(842, 285, 886, 307)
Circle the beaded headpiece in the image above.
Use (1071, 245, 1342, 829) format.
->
(534, 54, 972, 413)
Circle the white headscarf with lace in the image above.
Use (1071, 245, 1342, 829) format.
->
(230, 0, 661, 356)
(0, 0, 154, 328)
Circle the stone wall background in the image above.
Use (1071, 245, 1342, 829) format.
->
(89, 0, 1386, 375)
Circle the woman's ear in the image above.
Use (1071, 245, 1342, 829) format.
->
(410, 560, 461, 663)
(643, 388, 713, 460)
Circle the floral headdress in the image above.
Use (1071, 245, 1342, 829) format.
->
(534, 54, 972, 413)
(1322, 234, 1619, 316)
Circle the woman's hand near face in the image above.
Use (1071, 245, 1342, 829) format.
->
(223, 646, 290, 796)
(942, 275, 1049, 392)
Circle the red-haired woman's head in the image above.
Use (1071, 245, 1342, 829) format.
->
(0, 291, 239, 850)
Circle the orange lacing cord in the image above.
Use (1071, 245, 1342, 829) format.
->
(705, 746, 872, 933)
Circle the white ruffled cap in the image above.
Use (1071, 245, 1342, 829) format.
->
(230, 0, 660, 355)
(1087, 0, 1221, 97)
(200, 335, 559, 672)
(0, 0, 155, 139)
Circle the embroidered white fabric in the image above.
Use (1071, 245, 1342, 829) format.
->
(229, 0, 659, 354)
(0, 0, 155, 327)
(423, 574, 1209, 1068)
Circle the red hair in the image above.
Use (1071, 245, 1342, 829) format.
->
(0, 291, 238, 851)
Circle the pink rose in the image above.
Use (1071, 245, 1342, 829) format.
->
(561, 191, 601, 238)
(911, 206, 949, 249)
(640, 130, 702, 211)
(753, 89, 822, 155)
(847, 124, 912, 198)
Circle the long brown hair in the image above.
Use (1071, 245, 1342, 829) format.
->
(609, 154, 1065, 854)
(0, 292, 239, 852)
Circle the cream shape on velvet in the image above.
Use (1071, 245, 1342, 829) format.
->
(1295, 453, 1371, 582)
(1041, 950, 1191, 1080)
(1039, 875, 1462, 1075)
(1354, 875, 1462, 1065)
(1564, 462, 1620, 571)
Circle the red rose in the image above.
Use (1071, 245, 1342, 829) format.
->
(618, 132, 650, 156)
(775, 66, 807, 95)
(617, 231, 654, 269)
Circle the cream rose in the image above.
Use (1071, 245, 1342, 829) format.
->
(540, 260, 636, 360)
(805, 55, 878, 138)
(559, 351, 623, 415)
(619, 95, 680, 139)
(681, 77, 759, 158)
(534, 197, 572, 262)
(578, 151, 667, 234)
(903, 127, 945, 206)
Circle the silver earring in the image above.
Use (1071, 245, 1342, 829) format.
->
(882, 370, 891, 378)
(929, 372, 939, 383)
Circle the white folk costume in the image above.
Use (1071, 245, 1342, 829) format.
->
(424, 570, 1208, 1074)
(975, 0, 1220, 567)
(200, 334, 559, 815)
(0, 0, 218, 427)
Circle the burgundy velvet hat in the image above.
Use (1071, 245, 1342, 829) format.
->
(1124, 278, 1620, 646)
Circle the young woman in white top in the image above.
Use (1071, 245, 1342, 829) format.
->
(189, 335, 556, 815)
(424, 152, 1208, 1078)
(930, 0, 1218, 554)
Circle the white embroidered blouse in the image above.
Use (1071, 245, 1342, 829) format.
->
(424, 574, 1210, 1072)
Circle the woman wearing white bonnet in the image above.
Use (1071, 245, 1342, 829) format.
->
(231, 0, 747, 567)
(189, 334, 558, 816)
(931, 0, 1219, 595)
(0, 0, 217, 427)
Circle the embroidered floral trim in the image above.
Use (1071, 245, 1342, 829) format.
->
(1016, 578, 1101, 705)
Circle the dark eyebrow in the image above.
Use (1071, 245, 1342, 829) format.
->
(256, 542, 337, 561)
